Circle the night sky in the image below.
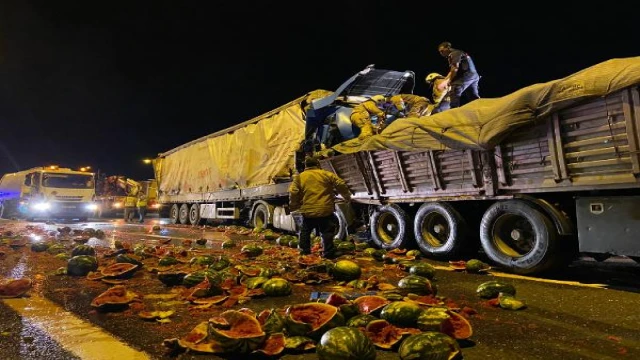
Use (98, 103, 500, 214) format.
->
(1, 1, 638, 180)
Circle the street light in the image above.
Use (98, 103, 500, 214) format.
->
(80, 166, 92, 172)
(143, 159, 152, 165)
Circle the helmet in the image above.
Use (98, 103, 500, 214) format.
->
(389, 95, 405, 111)
(425, 73, 443, 84)
(370, 95, 386, 103)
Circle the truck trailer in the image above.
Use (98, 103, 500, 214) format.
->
(155, 57, 640, 274)
(153, 66, 414, 237)
(0, 166, 97, 221)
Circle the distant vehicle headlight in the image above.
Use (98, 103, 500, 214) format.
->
(86, 203, 98, 211)
(33, 202, 50, 211)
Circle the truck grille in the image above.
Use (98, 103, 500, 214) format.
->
(54, 195, 83, 201)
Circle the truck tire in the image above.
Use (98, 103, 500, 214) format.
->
(480, 199, 560, 275)
(169, 204, 180, 224)
(370, 204, 410, 250)
(414, 202, 467, 258)
(189, 204, 201, 225)
(332, 208, 348, 241)
(252, 203, 269, 229)
(179, 204, 189, 225)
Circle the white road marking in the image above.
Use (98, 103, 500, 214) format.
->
(431, 265, 607, 288)
(3, 296, 150, 360)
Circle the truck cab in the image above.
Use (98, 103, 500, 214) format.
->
(0, 166, 97, 221)
(299, 65, 415, 167)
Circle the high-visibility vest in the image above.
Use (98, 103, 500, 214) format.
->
(136, 196, 148, 208)
(124, 195, 137, 207)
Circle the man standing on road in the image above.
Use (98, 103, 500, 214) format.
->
(123, 190, 137, 222)
(289, 156, 352, 259)
(437, 41, 481, 109)
(136, 192, 148, 223)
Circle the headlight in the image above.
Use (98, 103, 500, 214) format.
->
(152, 203, 161, 209)
(114, 202, 123, 208)
(33, 202, 50, 211)
(86, 203, 98, 211)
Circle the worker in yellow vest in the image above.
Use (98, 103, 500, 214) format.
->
(136, 192, 148, 223)
(350, 95, 387, 140)
(123, 190, 137, 222)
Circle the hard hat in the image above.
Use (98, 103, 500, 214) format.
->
(389, 95, 405, 111)
(425, 73, 443, 84)
(370, 95, 386, 103)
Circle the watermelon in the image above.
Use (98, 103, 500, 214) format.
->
(67, 255, 98, 276)
(115, 254, 143, 266)
(398, 332, 460, 360)
(257, 308, 286, 335)
(476, 280, 516, 299)
(316, 326, 376, 360)
(331, 260, 362, 281)
(379, 301, 424, 328)
(71, 244, 95, 257)
(337, 242, 356, 253)
(158, 256, 179, 266)
(241, 244, 263, 257)
(31, 242, 50, 252)
(222, 240, 236, 249)
(286, 303, 345, 339)
(209, 310, 266, 353)
(190, 255, 215, 266)
(0, 278, 32, 298)
(346, 314, 378, 328)
(408, 263, 436, 279)
(101, 263, 139, 279)
(262, 278, 292, 296)
(397, 275, 436, 295)
(158, 271, 188, 286)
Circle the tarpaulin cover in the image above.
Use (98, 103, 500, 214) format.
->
(155, 90, 331, 194)
(333, 57, 640, 154)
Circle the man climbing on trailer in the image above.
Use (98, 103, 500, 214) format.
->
(350, 94, 387, 140)
(389, 94, 432, 118)
(425, 72, 451, 114)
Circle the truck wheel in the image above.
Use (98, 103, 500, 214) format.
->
(169, 204, 180, 224)
(480, 200, 560, 275)
(189, 204, 201, 225)
(179, 204, 190, 225)
(332, 208, 348, 241)
(252, 204, 269, 229)
(370, 204, 410, 250)
(414, 202, 467, 258)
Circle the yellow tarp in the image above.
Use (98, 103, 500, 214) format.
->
(154, 93, 325, 195)
(333, 56, 640, 153)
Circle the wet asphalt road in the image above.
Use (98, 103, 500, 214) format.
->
(1, 217, 640, 360)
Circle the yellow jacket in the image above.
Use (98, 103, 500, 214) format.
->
(351, 99, 385, 119)
(289, 167, 351, 218)
(136, 195, 148, 208)
(124, 195, 137, 208)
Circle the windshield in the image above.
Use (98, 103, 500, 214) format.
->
(42, 173, 95, 189)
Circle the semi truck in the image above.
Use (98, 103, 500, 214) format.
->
(154, 57, 640, 274)
(0, 165, 97, 221)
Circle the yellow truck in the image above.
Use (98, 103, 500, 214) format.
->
(95, 175, 159, 217)
(0, 165, 97, 221)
